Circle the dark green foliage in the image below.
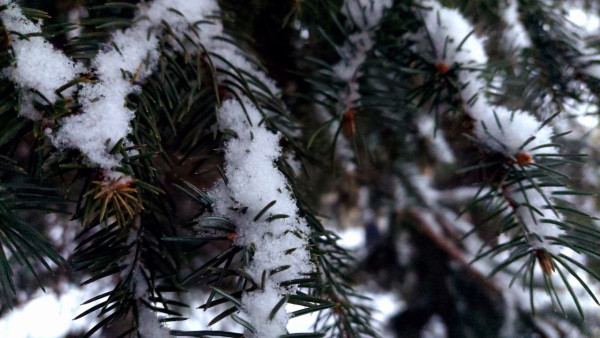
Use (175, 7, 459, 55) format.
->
(3, 0, 600, 337)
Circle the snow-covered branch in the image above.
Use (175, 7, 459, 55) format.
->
(317, 0, 392, 172)
(52, 1, 221, 177)
(417, 0, 563, 253)
(206, 98, 313, 337)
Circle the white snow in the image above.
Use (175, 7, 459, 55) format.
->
(418, 1, 487, 66)
(206, 98, 313, 337)
(342, 0, 392, 30)
(337, 226, 366, 250)
(568, 7, 600, 33)
(137, 303, 169, 337)
(501, 0, 531, 50)
(52, 0, 276, 177)
(467, 104, 555, 158)
(0, 281, 110, 337)
(0, 1, 81, 109)
(418, 1, 563, 252)
(508, 184, 563, 253)
(416, 114, 455, 163)
(51, 1, 165, 174)
(241, 285, 288, 338)
(368, 290, 404, 333)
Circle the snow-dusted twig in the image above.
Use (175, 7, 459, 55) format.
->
(397, 164, 595, 336)
(321, 0, 392, 172)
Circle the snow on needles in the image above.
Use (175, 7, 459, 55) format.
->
(336, 0, 391, 94)
(501, 0, 531, 50)
(208, 98, 313, 337)
(1, 0, 280, 176)
(419, 1, 555, 159)
(418, 1, 487, 66)
(168, 4, 316, 331)
(419, 0, 563, 253)
(324, 0, 391, 173)
(0, 1, 80, 118)
(3, 0, 307, 334)
(52, 25, 159, 172)
(52, 1, 217, 175)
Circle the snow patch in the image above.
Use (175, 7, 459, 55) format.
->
(0, 1, 81, 107)
(206, 98, 313, 337)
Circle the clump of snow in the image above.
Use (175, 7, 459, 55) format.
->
(206, 98, 313, 337)
(418, 1, 487, 66)
(466, 103, 555, 158)
(50, 2, 161, 173)
(0, 1, 81, 109)
(51, 0, 221, 176)
(51, 20, 160, 172)
(241, 284, 288, 338)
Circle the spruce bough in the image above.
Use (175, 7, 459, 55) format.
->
(1, 0, 600, 337)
